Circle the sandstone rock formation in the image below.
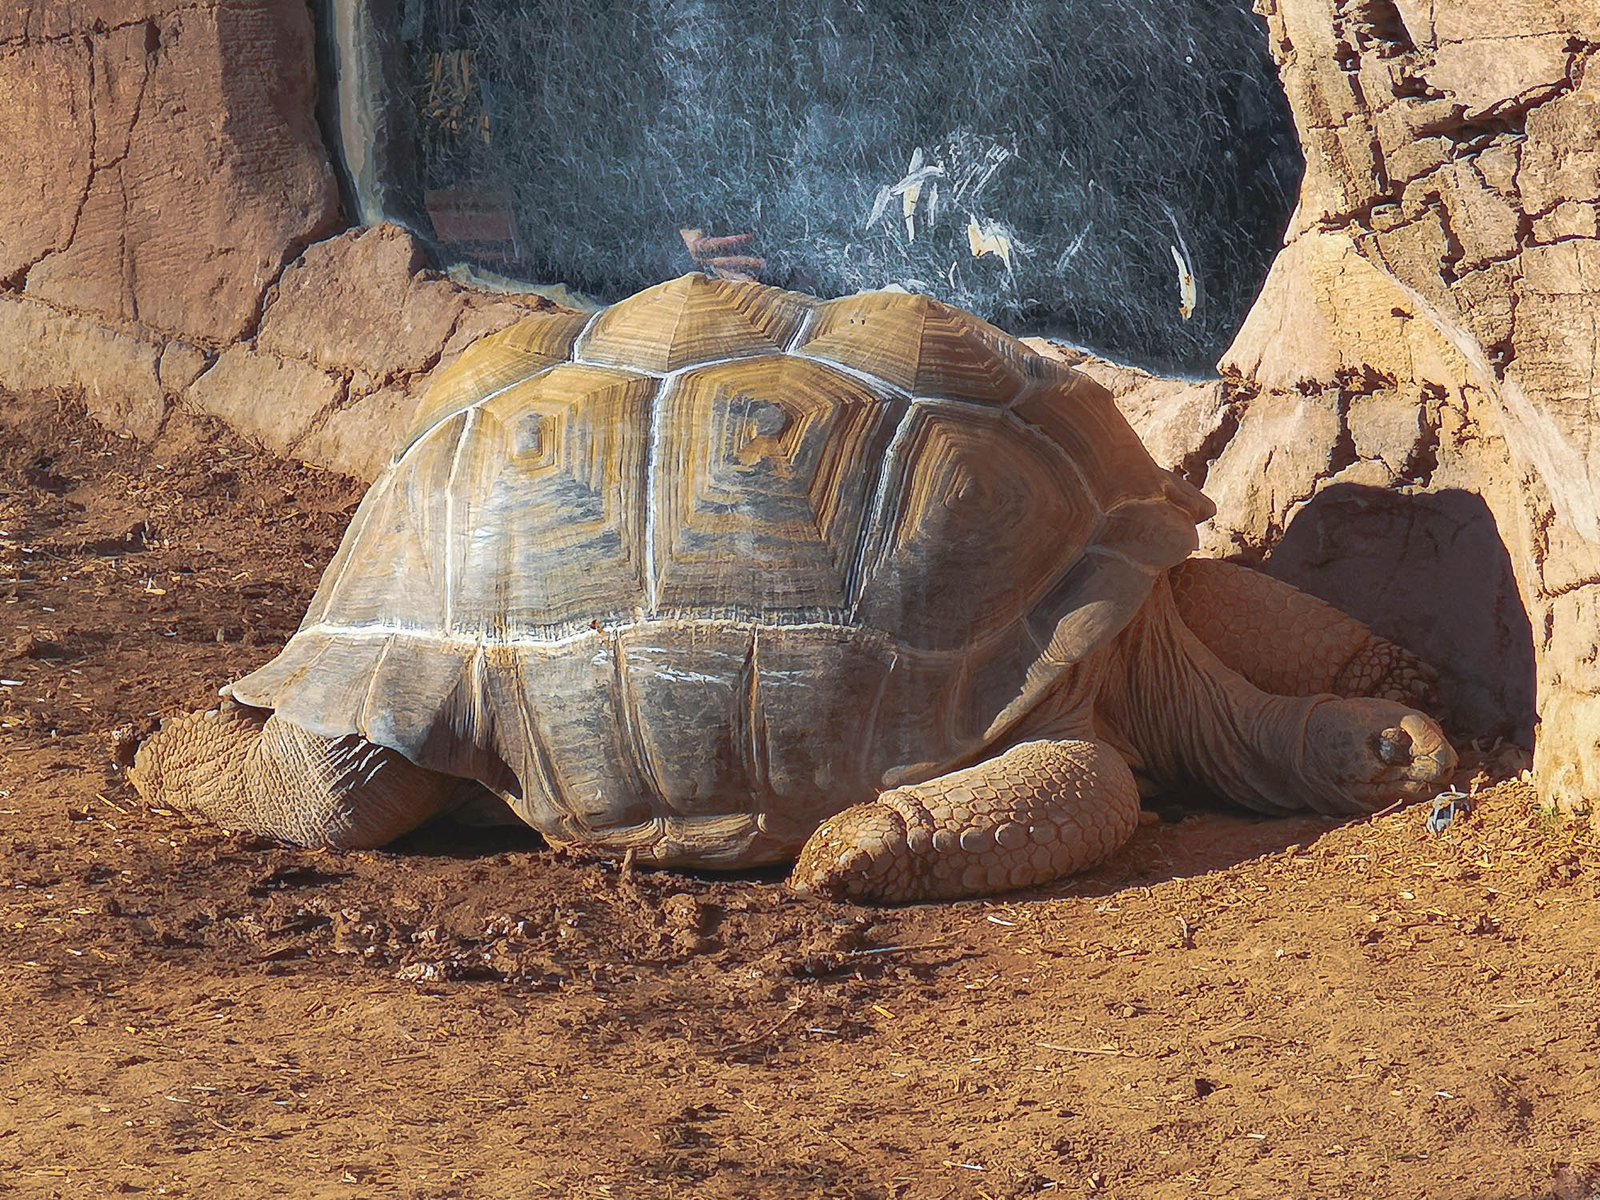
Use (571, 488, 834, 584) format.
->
(0, 3, 340, 347)
(1, 0, 1594, 812)
(1196, 0, 1597, 811)
(187, 224, 550, 482)
(0, 3, 543, 471)
(1026, 0, 1598, 813)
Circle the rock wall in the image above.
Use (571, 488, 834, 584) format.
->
(1, 1, 1594, 810)
(0, 1, 543, 474)
(1101, 0, 1597, 809)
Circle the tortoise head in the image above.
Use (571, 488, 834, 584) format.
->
(1299, 698, 1457, 814)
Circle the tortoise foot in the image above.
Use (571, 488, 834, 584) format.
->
(788, 739, 1140, 903)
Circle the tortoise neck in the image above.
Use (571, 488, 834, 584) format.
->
(1097, 576, 1329, 813)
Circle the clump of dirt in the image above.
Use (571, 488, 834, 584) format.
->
(1, 390, 1596, 1199)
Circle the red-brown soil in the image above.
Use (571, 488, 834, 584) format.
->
(0, 392, 1595, 1200)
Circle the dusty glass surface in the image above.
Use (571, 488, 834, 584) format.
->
(371, 0, 1300, 373)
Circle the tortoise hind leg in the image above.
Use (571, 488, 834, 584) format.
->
(1168, 558, 1440, 714)
(788, 739, 1140, 902)
(128, 700, 466, 849)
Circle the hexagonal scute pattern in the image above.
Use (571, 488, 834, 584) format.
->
(652, 356, 900, 612)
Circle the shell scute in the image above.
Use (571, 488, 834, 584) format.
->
(652, 356, 901, 612)
(745, 626, 891, 807)
(399, 309, 588, 458)
(796, 290, 1030, 405)
(616, 626, 755, 817)
(1011, 375, 1174, 512)
(854, 404, 1097, 650)
(578, 273, 815, 373)
(505, 635, 656, 838)
(452, 364, 654, 633)
(301, 412, 471, 634)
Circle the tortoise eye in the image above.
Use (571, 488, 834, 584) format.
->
(1375, 728, 1413, 765)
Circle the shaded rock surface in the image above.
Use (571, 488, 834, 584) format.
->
(0, 3, 341, 343)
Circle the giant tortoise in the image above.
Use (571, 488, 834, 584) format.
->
(129, 275, 1455, 901)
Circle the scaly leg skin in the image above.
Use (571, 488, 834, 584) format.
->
(127, 700, 465, 849)
(1168, 558, 1441, 715)
(788, 739, 1140, 903)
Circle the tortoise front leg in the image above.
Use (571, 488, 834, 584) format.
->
(788, 739, 1140, 902)
(128, 700, 467, 849)
(1169, 558, 1440, 714)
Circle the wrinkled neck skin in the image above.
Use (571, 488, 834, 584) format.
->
(1091, 576, 1333, 814)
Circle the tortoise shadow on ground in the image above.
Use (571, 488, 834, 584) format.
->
(1044, 800, 1356, 902)
(390, 799, 1376, 904)
(389, 814, 547, 860)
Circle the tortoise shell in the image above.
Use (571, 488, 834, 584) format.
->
(229, 275, 1212, 865)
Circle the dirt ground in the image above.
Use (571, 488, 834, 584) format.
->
(0, 390, 1596, 1200)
